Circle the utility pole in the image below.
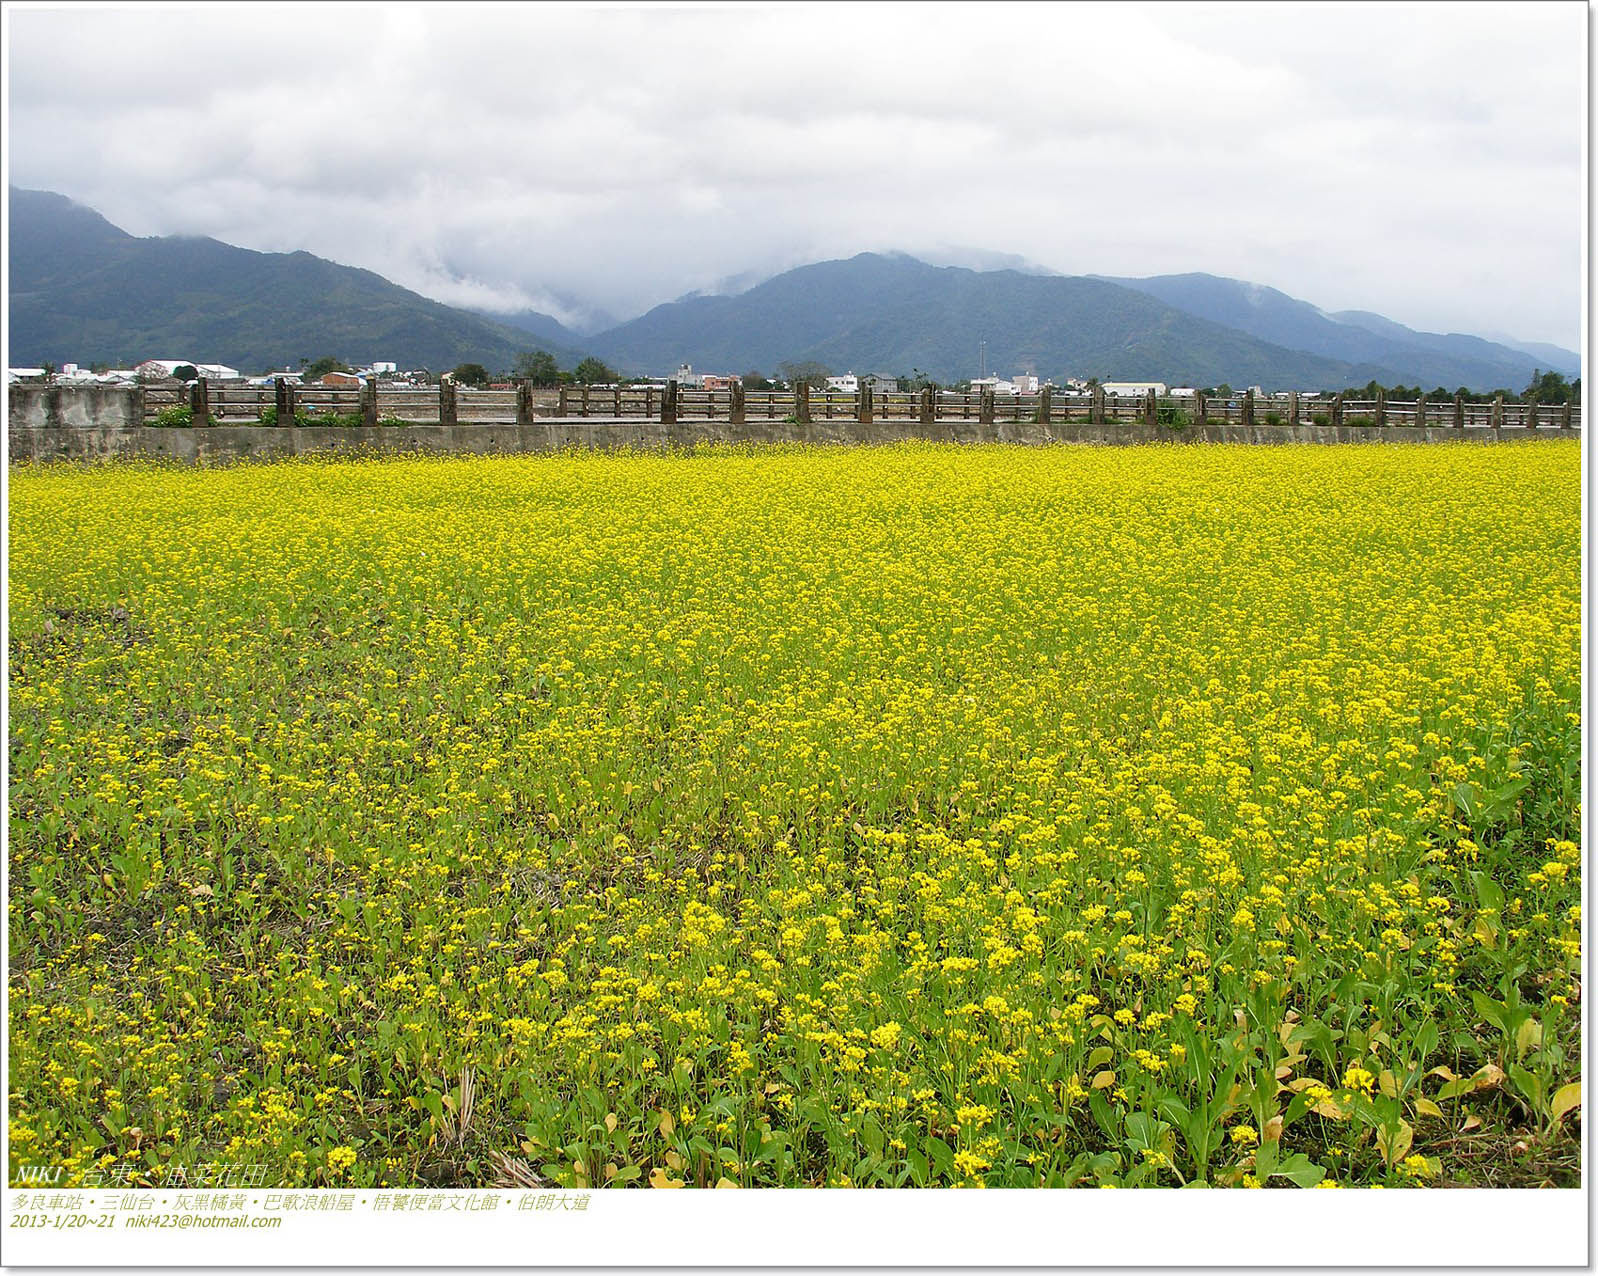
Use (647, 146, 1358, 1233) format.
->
(979, 338, 986, 379)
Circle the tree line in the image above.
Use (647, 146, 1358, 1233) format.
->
(1335, 371, 1580, 405)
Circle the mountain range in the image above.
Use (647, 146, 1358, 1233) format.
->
(1094, 273, 1581, 386)
(7, 187, 1578, 391)
(7, 189, 590, 373)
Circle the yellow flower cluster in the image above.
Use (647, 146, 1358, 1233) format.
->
(6, 441, 1580, 1188)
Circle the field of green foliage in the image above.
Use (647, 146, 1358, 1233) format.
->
(7, 440, 1581, 1188)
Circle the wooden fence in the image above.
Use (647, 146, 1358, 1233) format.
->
(143, 379, 1582, 431)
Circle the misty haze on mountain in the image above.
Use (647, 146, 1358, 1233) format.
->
(6, 4, 1583, 350)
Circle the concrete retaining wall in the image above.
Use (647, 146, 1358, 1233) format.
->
(9, 383, 145, 430)
(7, 417, 1576, 464)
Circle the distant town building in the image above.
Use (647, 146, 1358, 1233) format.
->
(862, 374, 900, 394)
(319, 371, 362, 387)
(1102, 381, 1168, 397)
(132, 358, 241, 380)
(969, 376, 1015, 394)
(824, 373, 860, 393)
(701, 373, 740, 391)
(134, 358, 194, 379)
(248, 370, 305, 386)
(967, 374, 1047, 395)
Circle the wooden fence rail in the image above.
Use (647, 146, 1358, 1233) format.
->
(141, 379, 1582, 432)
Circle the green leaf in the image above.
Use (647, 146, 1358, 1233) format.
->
(1411, 1019, 1439, 1067)
(1506, 1064, 1545, 1113)
(1283, 1089, 1317, 1125)
(1374, 1118, 1413, 1167)
(1471, 990, 1510, 1034)
(1271, 1152, 1326, 1188)
(1515, 1017, 1543, 1059)
(1088, 1090, 1119, 1142)
(1154, 1093, 1191, 1128)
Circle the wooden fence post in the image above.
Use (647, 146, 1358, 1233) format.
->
(1195, 391, 1207, 426)
(1143, 388, 1157, 427)
(920, 387, 934, 424)
(557, 385, 568, 416)
(1414, 395, 1426, 429)
(362, 377, 379, 428)
(516, 380, 532, 426)
(662, 379, 678, 424)
(132, 384, 147, 426)
(1524, 400, 1538, 430)
(439, 379, 457, 426)
(730, 381, 746, 425)
(1091, 386, 1105, 425)
(1562, 400, 1573, 430)
(1453, 393, 1465, 429)
(1491, 394, 1504, 430)
(858, 383, 872, 424)
(1242, 389, 1255, 427)
(1332, 392, 1344, 428)
(1374, 389, 1386, 428)
(1288, 391, 1299, 426)
(190, 377, 210, 426)
(1036, 385, 1051, 425)
(275, 377, 294, 426)
(979, 389, 995, 425)
(796, 380, 811, 424)
(581, 384, 591, 418)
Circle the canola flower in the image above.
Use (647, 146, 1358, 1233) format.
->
(6, 440, 1581, 1188)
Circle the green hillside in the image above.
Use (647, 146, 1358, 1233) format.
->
(8, 188, 589, 373)
(1097, 272, 1570, 392)
(587, 254, 1407, 388)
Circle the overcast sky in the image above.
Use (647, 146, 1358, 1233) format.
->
(5, 2, 1586, 346)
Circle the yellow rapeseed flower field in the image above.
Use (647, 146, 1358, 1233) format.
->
(6, 440, 1581, 1188)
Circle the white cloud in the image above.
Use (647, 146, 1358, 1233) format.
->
(6, 2, 1584, 346)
